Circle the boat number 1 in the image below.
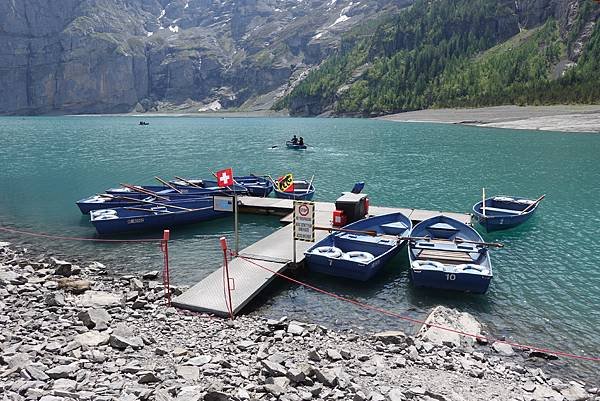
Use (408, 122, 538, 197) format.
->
(446, 274, 456, 281)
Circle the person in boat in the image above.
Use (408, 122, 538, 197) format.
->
(291, 135, 298, 144)
(299, 137, 304, 146)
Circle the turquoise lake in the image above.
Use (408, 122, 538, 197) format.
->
(0, 116, 598, 381)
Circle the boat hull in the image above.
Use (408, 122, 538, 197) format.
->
(472, 195, 538, 232)
(273, 180, 315, 200)
(90, 199, 229, 235)
(285, 141, 307, 150)
(305, 212, 412, 281)
(408, 215, 493, 294)
(410, 269, 492, 294)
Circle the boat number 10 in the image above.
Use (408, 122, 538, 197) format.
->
(445, 274, 456, 281)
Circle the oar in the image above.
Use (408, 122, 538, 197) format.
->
(119, 183, 170, 200)
(104, 193, 194, 211)
(173, 176, 204, 189)
(519, 194, 545, 215)
(154, 176, 183, 193)
(125, 206, 172, 214)
(315, 226, 378, 236)
(400, 235, 503, 248)
(305, 174, 315, 194)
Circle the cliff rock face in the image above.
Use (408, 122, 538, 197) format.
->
(0, 0, 405, 115)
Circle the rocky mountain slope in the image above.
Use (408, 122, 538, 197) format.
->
(0, 0, 410, 115)
(276, 0, 600, 116)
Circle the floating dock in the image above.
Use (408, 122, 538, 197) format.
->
(172, 197, 471, 317)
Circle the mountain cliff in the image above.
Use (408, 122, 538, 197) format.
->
(0, 0, 409, 115)
(276, 0, 600, 116)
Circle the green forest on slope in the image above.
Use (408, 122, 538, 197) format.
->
(275, 0, 600, 115)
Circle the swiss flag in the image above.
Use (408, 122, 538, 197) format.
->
(216, 168, 234, 187)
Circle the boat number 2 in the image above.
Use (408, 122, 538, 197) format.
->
(445, 274, 456, 281)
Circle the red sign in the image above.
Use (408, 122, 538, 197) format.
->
(216, 168, 233, 187)
(277, 173, 294, 193)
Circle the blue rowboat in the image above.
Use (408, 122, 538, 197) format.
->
(76, 193, 215, 214)
(286, 141, 307, 150)
(273, 179, 315, 200)
(90, 198, 230, 235)
(472, 195, 544, 232)
(408, 215, 493, 294)
(305, 212, 412, 281)
(170, 176, 273, 197)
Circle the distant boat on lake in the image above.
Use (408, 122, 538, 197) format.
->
(286, 141, 307, 150)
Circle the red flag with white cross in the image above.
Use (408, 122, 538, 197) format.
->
(216, 168, 233, 187)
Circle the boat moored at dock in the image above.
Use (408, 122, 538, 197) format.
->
(305, 212, 412, 281)
(408, 215, 493, 294)
(90, 198, 231, 235)
(472, 195, 544, 232)
(273, 179, 315, 200)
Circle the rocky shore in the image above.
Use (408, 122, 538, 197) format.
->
(379, 106, 600, 134)
(1, 241, 597, 401)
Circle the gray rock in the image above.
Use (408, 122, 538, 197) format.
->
(39, 397, 65, 401)
(264, 383, 286, 396)
(46, 363, 78, 379)
(417, 306, 482, 348)
(313, 368, 337, 387)
(52, 378, 77, 391)
(261, 360, 287, 377)
(175, 386, 204, 401)
(143, 271, 160, 280)
(45, 292, 66, 306)
(110, 334, 144, 350)
(186, 355, 212, 366)
(308, 350, 321, 362)
(288, 323, 305, 336)
(138, 371, 161, 384)
(388, 388, 405, 401)
(52, 257, 72, 277)
(130, 278, 144, 291)
(7, 353, 30, 370)
(560, 384, 589, 401)
(492, 342, 515, 356)
(75, 331, 110, 347)
(79, 291, 122, 308)
(132, 300, 148, 309)
(78, 308, 112, 330)
(25, 366, 49, 381)
(326, 349, 342, 361)
(373, 330, 407, 344)
(204, 391, 229, 401)
(177, 366, 200, 382)
(523, 381, 537, 392)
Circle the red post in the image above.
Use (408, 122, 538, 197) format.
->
(220, 236, 235, 320)
(162, 229, 171, 307)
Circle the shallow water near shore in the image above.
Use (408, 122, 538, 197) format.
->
(0, 116, 599, 382)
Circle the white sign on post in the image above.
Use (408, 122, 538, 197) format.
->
(293, 201, 315, 242)
(213, 196, 234, 212)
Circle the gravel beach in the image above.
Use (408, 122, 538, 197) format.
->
(1, 241, 598, 401)
(379, 106, 600, 133)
